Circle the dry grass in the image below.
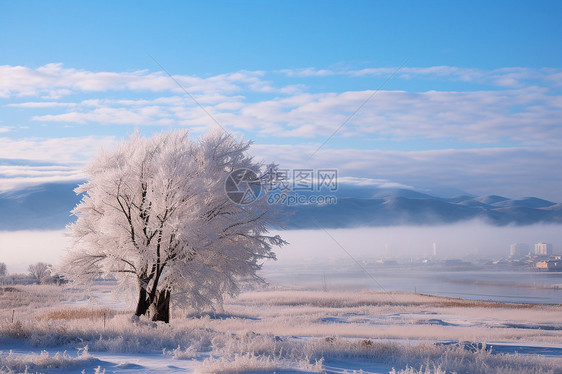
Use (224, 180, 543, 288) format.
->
(0, 284, 561, 373)
(431, 297, 548, 309)
(237, 289, 554, 310)
(0, 284, 85, 311)
(36, 307, 125, 321)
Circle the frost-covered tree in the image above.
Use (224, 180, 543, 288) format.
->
(61, 129, 285, 322)
(28, 262, 51, 283)
(0, 262, 6, 277)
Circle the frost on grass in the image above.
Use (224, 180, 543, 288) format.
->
(0, 346, 95, 373)
(163, 345, 198, 360)
(207, 334, 562, 374)
(196, 353, 280, 374)
(1, 286, 561, 373)
(196, 353, 324, 374)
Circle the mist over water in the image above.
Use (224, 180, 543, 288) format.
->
(268, 221, 562, 264)
(259, 222, 562, 304)
(1, 222, 561, 303)
(2, 222, 562, 271)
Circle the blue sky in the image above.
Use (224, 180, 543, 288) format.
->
(1, 1, 562, 200)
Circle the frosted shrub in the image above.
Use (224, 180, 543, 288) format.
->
(0, 321, 29, 340)
(0, 313, 215, 354)
(197, 352, 324, 374)
(0, 347, 94, 372)
(163, 345, 198, 360)
(205, 333, 561, 374)
(196, 353, 285, 374)
(383, 344, 560, 374)
(81, 367, 105, 374)
(390, 367, 447, 374)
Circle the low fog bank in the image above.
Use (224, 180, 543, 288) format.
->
(1, 220, 561, 274)
(267, 220, 562, 266)
(0, 230, 68, 273)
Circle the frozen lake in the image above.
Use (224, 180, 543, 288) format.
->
(261, 265, 562, 304)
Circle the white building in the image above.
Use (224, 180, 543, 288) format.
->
(534, 242, 553, 257)
(509, 243, 529, 258)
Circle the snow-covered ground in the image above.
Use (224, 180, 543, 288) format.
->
(1, 283, 561, 373)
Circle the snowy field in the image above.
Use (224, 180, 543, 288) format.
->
(0, 282, 561, 374)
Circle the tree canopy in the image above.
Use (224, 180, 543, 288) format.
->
(62, 129, 285, 321)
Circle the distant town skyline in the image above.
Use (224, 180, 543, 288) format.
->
(510, 242, 557, 258)
(1, 1, 562, 200)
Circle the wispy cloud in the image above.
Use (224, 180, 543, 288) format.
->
(21, 87, 562, 145)
(0, 136, 116, 192)
(231, 87, 562, 144)
(5, 64, 561, 145)
(0, 161, 85, 192)
(252, 144, 562, 201)
(1, 135, 561, 200)
(0, 63, 284, 99)
(2, 63, 561, 199)
(0, 126, 14, 133)
(337, 176, 414, 190)
(279, 66, 562, 88)
(0, 136, 116, 163)
(0, 174, 86, 192)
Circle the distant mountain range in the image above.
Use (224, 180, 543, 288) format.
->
(1, 182, 561, 231)
(284, 194, 562, 229)
(0, 183, 83, 230)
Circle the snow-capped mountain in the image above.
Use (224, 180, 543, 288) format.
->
(283, 193, 562, 229)
(1, 182, 561, 230)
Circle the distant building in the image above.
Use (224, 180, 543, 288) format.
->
(534, 242, 553, 257)
(509, 243, 529, 258)
(535, 260, 561, 271)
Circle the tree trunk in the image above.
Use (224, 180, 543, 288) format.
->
(135, 286, 150, 317)
(149, 289, 171, 323)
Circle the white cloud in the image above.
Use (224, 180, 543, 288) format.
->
(0, 136, 116, 163)
(337, 176, 414, 190)
(6, 101, 78, 108)
(278, 67, 337, 77)
(1, 134, 561, 203)
(278, 66, 562, 88)
(0, 174, 85, 192)
(0, 136, 118, 192)
(0, 136, 118, 191)
(27, 86, 562, 145)
(0, 164, 77, 177)
(231, 88, 562, 144)
(252, 144, 562, 201)
(28, 95, 245, 127)
(5, 64, 561, 145)
(33, 107, 176, 125)
(2, 63, 561, 201)
(0, 64, 286, 99)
